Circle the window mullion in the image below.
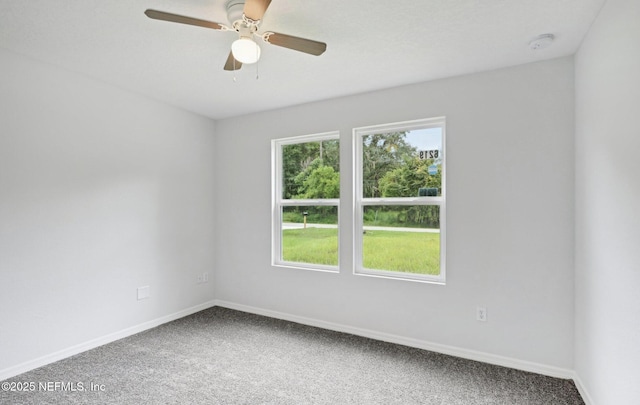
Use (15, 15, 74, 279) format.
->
(280, 199, 339, 206)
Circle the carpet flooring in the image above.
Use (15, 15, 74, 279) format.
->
(1, 306, 584, 404)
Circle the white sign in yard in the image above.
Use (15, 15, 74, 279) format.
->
(419, 149, 440, 160)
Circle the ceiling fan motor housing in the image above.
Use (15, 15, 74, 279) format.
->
(226, 0, 246, 25)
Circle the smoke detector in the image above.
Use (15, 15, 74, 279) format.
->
(529, 34, 555, 50)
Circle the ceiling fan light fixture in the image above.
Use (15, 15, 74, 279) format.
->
(231, 37, 261, 64)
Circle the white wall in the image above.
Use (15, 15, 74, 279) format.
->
(0, 49, 216, 376)
(574, 0, 640, 403)
(215, 57, 575, 373)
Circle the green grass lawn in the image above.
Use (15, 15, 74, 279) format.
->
(282, 228, 440, 274)
(282, 228, 339, 266)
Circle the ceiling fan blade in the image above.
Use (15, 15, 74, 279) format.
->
(144, 9, 224, 30)
(243, 0, 272, 22)
(223, 51, 243, 71)
(263, 32, 327, 56)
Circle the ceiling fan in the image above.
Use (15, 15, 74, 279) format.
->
(144, 0, 327, 71)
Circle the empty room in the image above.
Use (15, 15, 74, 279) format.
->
(1, 0, 638, 404)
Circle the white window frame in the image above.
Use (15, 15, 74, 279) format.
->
(271, 131, 340, 272)
(353, 117, 446, 284)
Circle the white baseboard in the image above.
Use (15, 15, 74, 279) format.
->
(214, 299, 575, 380)
(2, 298, 583, 398)
(0, 300, 217, 381)
(572, 373, 595, 405)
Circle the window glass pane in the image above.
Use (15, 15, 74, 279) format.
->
(362, 205, 440, 275)
(282, 140, 340, 199)
(282, 206, 338, 266)
(362, 128, 442, 198)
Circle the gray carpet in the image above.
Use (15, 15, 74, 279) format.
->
(1, 306, 584, 404)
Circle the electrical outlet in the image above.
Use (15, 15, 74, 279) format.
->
(476, 306, 487, 322)
(197, 273, 209, 284)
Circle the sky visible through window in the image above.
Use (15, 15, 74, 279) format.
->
(404, 127, 442, 152)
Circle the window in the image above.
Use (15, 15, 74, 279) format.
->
(354, 118, 446, 283)
(272, 132, 340, 271)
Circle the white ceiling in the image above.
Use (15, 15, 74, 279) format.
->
(0, 0, 606, 120)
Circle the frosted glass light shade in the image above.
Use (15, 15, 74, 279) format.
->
(231, 38, 261, 64)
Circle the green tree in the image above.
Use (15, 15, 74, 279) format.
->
(362, 132, 414, 198)
(282, 140, 339, 199)
(319, 139, 339, 173)
(294, 158, 339, 199)
(379, 157, 441, 198)
(377, 157, 441, 228)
